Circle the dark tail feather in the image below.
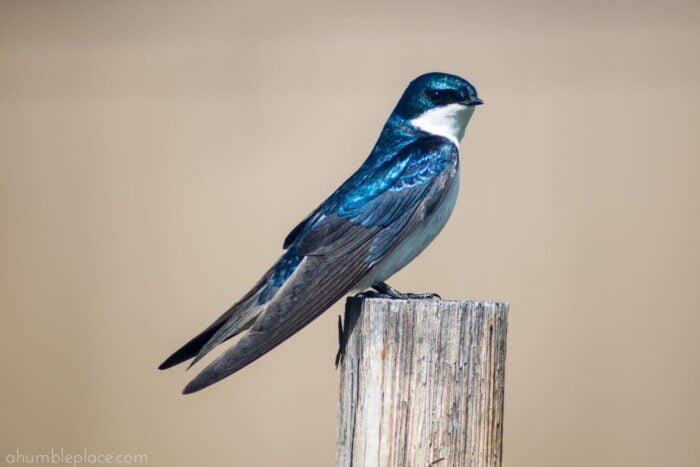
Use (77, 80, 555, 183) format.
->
(158, 315, 233, 370)
(159, 267, 278, 371)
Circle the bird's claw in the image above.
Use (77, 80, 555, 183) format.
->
(401, 292, 442, 300)
(355, 282, 442, 300)
(355, 290, 394, 299)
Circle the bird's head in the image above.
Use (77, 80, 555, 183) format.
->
(393, 72, 483, 145)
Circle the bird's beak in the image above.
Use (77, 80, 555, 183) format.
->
(464, 97, 484, 106)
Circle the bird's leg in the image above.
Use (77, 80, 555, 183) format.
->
(371, 281, 441, 300)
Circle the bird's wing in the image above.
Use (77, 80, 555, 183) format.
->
(182, 137, 458, 393)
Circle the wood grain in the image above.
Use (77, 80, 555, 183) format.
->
(336, 297, 509, 467)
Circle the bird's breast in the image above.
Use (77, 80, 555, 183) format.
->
(356, 168, 460, 289)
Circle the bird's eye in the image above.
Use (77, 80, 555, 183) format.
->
(426, 90, 443, 102)
(425, 89, 461, 105)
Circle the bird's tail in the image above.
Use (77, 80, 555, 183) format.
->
(158, 311, 236, 370)
(158, 248, 303, 371)
(158, 271, 274, 371)
(158, 301, 264, 371)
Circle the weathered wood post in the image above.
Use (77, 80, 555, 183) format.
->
(336, 297, 509, 467)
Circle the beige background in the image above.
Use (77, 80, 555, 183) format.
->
(1, 1, 699, 466)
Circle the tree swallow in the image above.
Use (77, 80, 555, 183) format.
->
(159, 72, 483, 394)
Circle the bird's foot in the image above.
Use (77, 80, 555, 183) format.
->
(359, 281, 441, 300)
(355, 290, 393, 299)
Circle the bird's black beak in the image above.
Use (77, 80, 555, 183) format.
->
(464, 97, 484, 106)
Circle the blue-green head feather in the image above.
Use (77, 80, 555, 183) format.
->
(393, 72, 482, 120)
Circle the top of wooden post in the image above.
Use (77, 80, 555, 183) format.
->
(337, 297, 509, 467)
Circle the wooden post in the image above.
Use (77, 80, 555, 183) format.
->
(336, 297, 509, 467)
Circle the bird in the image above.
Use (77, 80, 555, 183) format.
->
(159, 72, 483, 394)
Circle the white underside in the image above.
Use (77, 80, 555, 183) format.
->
(410, 104, 474, 145)
(353, 102, 474, 290)
(355, 170, 460, 290)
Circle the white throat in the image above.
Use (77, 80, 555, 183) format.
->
(410, 104, 475, 146)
